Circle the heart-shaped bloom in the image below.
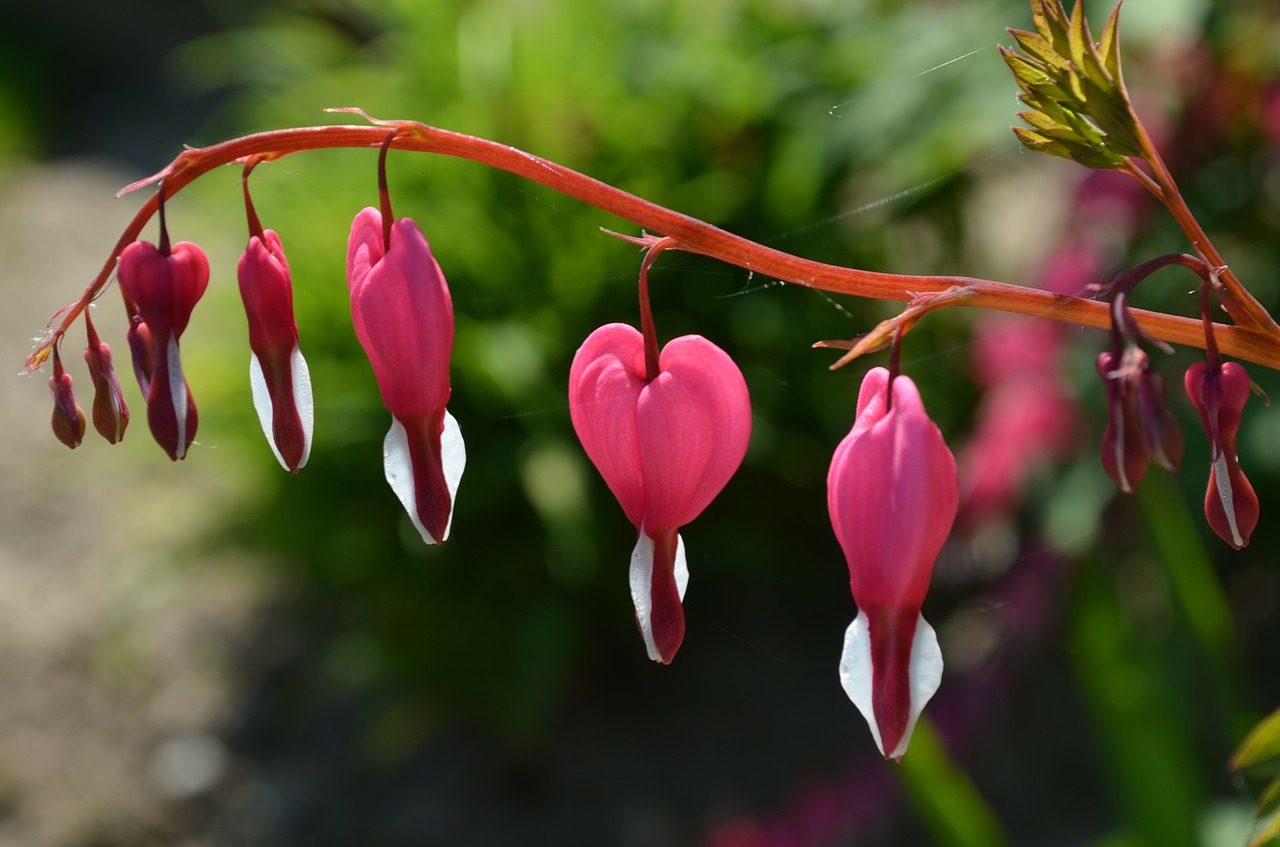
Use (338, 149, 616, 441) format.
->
(117, 240, 208, 460)
(347, 207, 464, 545)
(238, 229, 313, 473)
(828, 367, 957, 760)
(1185, 361, 1258, 549)
(569, 323, 750, 664)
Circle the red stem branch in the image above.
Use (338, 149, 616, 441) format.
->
(24, 118, 1280, 373)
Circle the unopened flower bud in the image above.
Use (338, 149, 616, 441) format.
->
(1185, 361, 1258, 549)
(49, 349, 86, 449)
(84, 315, 129, 443)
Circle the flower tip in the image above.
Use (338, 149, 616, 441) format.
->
(630, 530, 689, 663)
(839, 610, 943, 760)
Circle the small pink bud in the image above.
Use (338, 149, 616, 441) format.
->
(238, 229, 313, 473)
(828, 368, 957, 760)
(1185, 361, 1259, 549)
(569, 323, 751, 664)
(49, 349, 86, 449)
(83, 315, 129, 444)
(117, 240, 208, 460)
(348, 207, 464, 545)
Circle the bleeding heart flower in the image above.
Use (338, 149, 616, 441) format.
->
(1185, 361, 1258, 549)
(117, 239, 208, 460)
(347, 207, 464, 545)
(569, 323, 751, 664)
(238, 229, 313, 473)
(828, 367, 957, 761)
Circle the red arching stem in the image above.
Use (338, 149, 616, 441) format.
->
(24, 119, 1280, 372)
(638, 237, 677, 383)
(378, 129, 399, 251)
(242, 160, 265, 241)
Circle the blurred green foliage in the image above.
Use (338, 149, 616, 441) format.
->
(11, 0, 1280, 843)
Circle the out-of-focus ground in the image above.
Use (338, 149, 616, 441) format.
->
(0, 161, 270, 847)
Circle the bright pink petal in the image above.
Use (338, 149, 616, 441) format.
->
(635, 335, 751, 531)
(568, 323, 648, 527)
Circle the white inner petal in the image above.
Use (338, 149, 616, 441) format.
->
(168, 336, 188, 460)
(249, 347, 314, 472)
(628, 530, 687, 663)
(248, 354, 283, 471)
(439, 410, 465, 542)
(291, 346, 314, 470)
(382, 411, 465, 546)
(838, 611, 944, 759)
(629, 531, 660, 662)
(1212, 451, 1243, 547)
(383, 418, 436, 545)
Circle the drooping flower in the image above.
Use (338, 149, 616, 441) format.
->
(1185, 361, 1258, 549)
(1096, 351, 1148, 493)
(1096, 347, 1183, 493)
(347, 207, 464, 545)
(117, 239, 208, 460)
(569, 323, 751, 664)
(83, 313, 129, 444)
(49, 347, 86, 449)
(238, 229, 313, 473)
(828, 367, 957, 761)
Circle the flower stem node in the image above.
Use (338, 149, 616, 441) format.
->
(569, 323, 751, 664)
(238, 230, 313, 473)
(828, 367, 957, 760)
(1185, 361, 1259, 549)
(347, 207, 464, 545)
(117, 240, 209, 460)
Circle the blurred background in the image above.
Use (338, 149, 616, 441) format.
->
(2, 0, 1280, 845)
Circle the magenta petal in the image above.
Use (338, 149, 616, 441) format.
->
(348, 213, 454, 417)
(828, 370, 957, 609)
(568, 323, 649, 526)
(636, 335, 752, 531)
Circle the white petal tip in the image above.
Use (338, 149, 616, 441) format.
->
(838, 611, 943, 759)
(382, 411, 465, 546)
(628, 530, 687, 662)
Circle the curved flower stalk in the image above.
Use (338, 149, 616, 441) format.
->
(117, 238, 209, 460)
(238, 227, 314, 473)
(829, 367, 958, 760)
(569, 323, 750, 664)
(347, 206, 464, 545)
(1185, 361, 1258, 549)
